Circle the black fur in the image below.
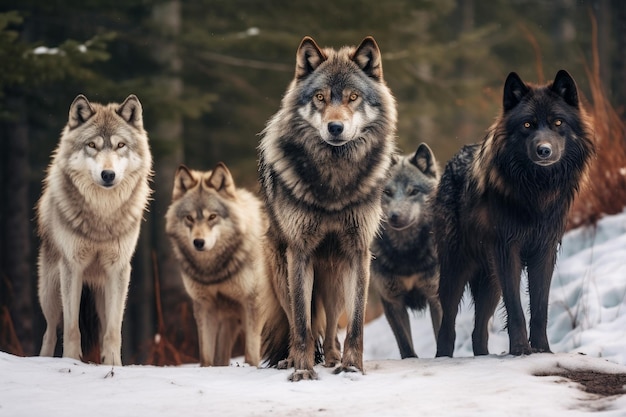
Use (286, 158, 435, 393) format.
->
(434, 70, 595, 357)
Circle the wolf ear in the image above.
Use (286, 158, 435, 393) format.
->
(68, 94, 95, 129)
(353, 36, 383, 80)
(295, 36, 327, 79)
(206, 162, 236, 199)
(117, 94, 144, 130)
(410, 143, 438, 178)
(551, 70, 579, 108)
(503, 72, 530, 112)
(172, 165, 198, 201)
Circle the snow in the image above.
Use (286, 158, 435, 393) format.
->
(2, 210, 626, 416)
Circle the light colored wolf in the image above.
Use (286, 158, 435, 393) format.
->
(259, 36, 397, 381)
(165, 162, 276, 367)
(37, 94, 153, 366)
(370, 143, 442, 359)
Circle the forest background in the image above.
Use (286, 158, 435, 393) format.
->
(1, 0, 624, 364)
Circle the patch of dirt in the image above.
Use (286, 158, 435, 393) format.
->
(536, 369, 626, 397)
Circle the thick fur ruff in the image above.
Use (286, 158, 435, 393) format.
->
(37, 94, 153, 366)
(259, 36, 397, 381)
(434, 70, 595, 358)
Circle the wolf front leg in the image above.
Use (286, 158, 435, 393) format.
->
(100, 263, 131, 366)
(59, 261, 85, 361)
(527, 247, 557, 353)
(335, 250, 369, 374)
(286, 249, 317, 381)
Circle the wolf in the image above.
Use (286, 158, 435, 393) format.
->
(434, 70, 595, 358)
(165, 162, 276, 367)
(258, 36, 397, 381)
(370, 143, 442, 359)
(37, 94, 153, 366)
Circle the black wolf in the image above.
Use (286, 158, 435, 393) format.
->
(370, 143, 442, 359)
(434, 70, 595, 357)
(259, 36, 397, 380)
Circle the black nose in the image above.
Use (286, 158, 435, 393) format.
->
(193, 239, 205, 250)
(101, 170, 116, 184)
(328, 122, 344, 136)
(388, 212, 400, 227)
(536, 143, 553, 159)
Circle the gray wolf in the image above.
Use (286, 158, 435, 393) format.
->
(259, 36, 397, 381)
(37, 94, 153, 366)
(434, 70, 595, 357)
(370, 143, 442, 359)
(165, 162, 275, 367)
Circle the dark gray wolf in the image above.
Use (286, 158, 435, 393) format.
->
(370, 143, 442, 359)
(259, 36, 397, 380)
(37, 94, 153, 365)
(434, 70, 595, 357)
(165, 163, 277, 367)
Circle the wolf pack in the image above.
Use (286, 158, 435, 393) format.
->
(35, 35, 595, 381)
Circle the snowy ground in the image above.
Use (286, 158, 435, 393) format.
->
(2, 211, 626, 416)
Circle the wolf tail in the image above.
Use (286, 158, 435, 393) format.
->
(261, 296, 290, 367)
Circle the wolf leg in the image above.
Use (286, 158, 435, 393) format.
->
(436, 260, 470, 358)
(316, 267, 343, 368)
(381, 297, 416, 359)
(214, 317, 239, 366)
(286, 248, 316, 381)
(492, 243, 530, 356)
(100, 264, 130, 366)
(336, 251, 369, 374)
(193, 300, 218, 366)
(469, 272, 500, 355)
(38, 256, 61, 357)
(428, 296, 443, 343)
(243, 296, 262, 367)
(59, 262, 84, 361)
(527, 249, 556, 353)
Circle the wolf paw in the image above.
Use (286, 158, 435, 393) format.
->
(288, 369, 318, 382)
(509, 343, 532, 356)
(277, 358, 293, 370)
(333, 365, 361, 375)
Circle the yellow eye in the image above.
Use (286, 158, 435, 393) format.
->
(315, 93, 324, 102)
(349, 93, 358, 101)
(524, 122, 531, 128)
(117, 142, 125, 149)
(555, 119, 562, 127)
(88, 142, 96, 148)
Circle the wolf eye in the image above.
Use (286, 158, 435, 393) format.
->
(383, 188, 393, 197)
(117, 142, 126, 149)
(208, 213, 217, 221)
(554, 119, 562, 127)
(408, 188, 420, 196)
(349, 93, 359, 102)
(185, 215, 194, 223)
(315, 93, 324, 102)
(524, 122, 531, 129)
(88, 142, 96, 148)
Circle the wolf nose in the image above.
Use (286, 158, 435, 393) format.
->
(101, 170, 116, 184)
(193, 239, 205, 250)
(327, 122, 344, 136)
(536, 143, 553, 159)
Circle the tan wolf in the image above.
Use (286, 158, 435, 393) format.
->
(165, 163, 276, 367)
(37, 94, 153, 366)
(259, 36, 397, 380)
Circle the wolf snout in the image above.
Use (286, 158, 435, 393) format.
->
(101, 170, 116, 186)
(193, 238, 205, 250)
(536, 143, 552, 159)
(327, 121, 344, 136)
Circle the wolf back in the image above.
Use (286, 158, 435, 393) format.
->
(37, 94, 153, 366)
(370, 143, 442, 359)
(259, 36, 397, 381)
(165, 162, 278, 367)
(434, 70, 595, 358)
